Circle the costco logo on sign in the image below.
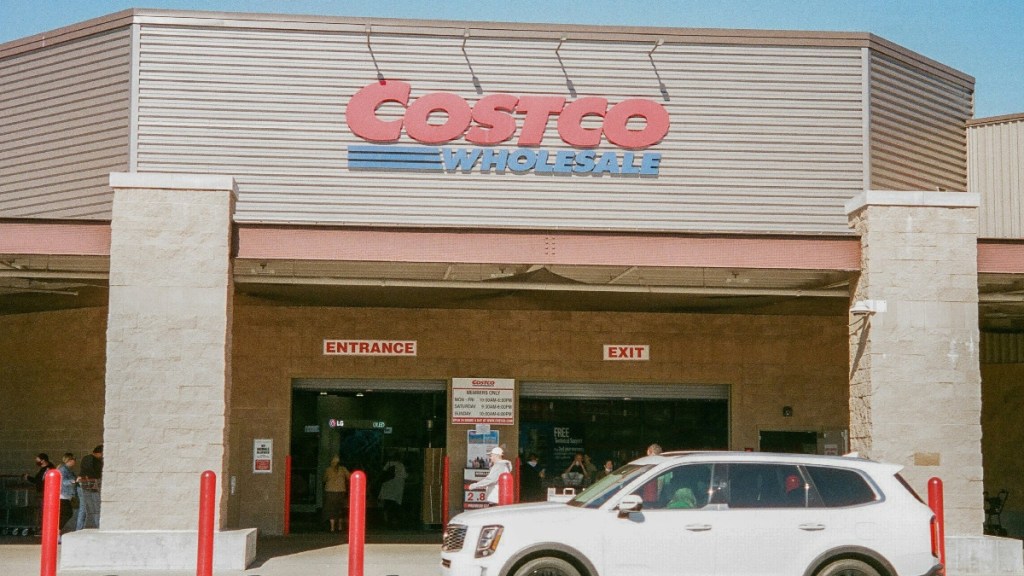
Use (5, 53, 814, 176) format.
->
(346, 80, 668, 176)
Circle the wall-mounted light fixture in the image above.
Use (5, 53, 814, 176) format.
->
(850, 299, 886, 317)
(556, 35, 567, 55)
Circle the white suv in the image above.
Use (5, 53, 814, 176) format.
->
(441, 451, 941, 576)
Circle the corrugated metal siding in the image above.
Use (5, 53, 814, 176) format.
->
(0, 27, 132, 219)
(134, 24, 868, 234)
(969, 119, 1023, 239)
(868, 51, 972, 193)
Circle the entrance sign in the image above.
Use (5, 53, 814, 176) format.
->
(253, 439, 273, 474)
(323, 339, 417, 356)
(603, 344, 650, 361)
(452, 378, 515, 425)
(346, 80, 667, 176)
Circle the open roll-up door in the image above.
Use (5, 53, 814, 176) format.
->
(293, 378, 446, 392)
(520, 382, 728, 400)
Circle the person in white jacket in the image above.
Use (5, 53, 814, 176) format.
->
(469, 447, 512, 506)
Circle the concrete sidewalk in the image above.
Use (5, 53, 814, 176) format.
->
(1, 535, 440, 576)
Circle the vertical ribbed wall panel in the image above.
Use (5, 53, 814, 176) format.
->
(981, 332, 1024, 364)
(0, 27, 132, 219)
(134, 25, 867, 234)
(969, 118, 1024, 239)
(868, 52, 972, 192)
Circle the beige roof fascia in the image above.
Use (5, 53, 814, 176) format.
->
(968, 113, 1024, 127)
(1, 8, 973, 90)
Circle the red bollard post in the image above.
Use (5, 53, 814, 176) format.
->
(928, 477, 946, 575)
(39, 469, 61, 576)
(197, 470, 217, 576)
(348, 470, 366, 576)
(284, 455, 292, 536)
(442, 455, 450, 527)
(498, 472, 514, 506)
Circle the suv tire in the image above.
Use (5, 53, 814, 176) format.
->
(817, 558, 883, 576)
(512, 556, 582, 576)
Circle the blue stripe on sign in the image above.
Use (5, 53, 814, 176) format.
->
(348, 145, 442, 171)
(349, 160, 444, 171)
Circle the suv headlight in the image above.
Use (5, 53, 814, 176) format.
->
(475, 525, 504, 558)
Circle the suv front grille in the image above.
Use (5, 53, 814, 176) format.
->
(442, 524, 468, 551)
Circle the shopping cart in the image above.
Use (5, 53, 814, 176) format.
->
(984, 489, 1009, 536)
(0, 475, 39, 536)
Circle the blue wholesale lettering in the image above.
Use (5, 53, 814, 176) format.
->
(439, 147, 660, 176)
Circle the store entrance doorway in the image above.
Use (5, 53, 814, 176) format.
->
(289, 380, 446, 534)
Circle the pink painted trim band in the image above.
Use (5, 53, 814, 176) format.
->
(979, 241, 1024, 274)
(237, 226, 862, 270)
(0, 221, 111, 255)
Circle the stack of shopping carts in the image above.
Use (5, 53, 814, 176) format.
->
(0, 475, 38, 536)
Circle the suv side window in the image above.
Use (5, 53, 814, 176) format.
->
(631, 464, 713, 509)
(716, 463, 808, 508)
(804, 465, 878, 507)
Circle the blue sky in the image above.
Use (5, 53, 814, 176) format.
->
(2, 0, 1021, 118)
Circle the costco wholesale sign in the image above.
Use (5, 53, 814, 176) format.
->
(346, 80, 668, 176)
(452, 378, 515, 425)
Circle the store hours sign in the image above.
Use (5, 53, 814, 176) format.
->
(451, 378, 515, 425)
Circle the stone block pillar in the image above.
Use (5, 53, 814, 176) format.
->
(846, 190, 983, 535)
(62, 173, 255, 570)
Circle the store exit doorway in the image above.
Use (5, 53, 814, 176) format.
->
(289, 381, 446, 534)
(518, 383, 729, 494)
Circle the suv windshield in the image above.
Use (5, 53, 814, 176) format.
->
(568, 464, 654, 508)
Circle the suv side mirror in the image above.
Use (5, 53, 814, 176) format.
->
(617, 494, 644, 517)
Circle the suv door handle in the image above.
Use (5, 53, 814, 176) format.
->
(798, 523, 826, 531)
(685, 524, 712, 531)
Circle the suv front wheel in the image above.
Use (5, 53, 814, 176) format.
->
(512, 556, 582, 576)
(817, 558, 883, 576)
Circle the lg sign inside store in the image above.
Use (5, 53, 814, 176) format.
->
(3, 8, 1024, 571)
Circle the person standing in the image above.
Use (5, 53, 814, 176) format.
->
(646, 443, 663, 456)
(24, 453, 54, 534)
(322, 455, 351, 532)
(596, 459, 615, 481)
(520, 453, 545, 502)
(76, 444, 103, 530)
(582, 454, 598, 487)
(468, 447, 512, 506)
(23, 453, 55, 492)
(561, 452, 589, 489)
(378, 453, 408, 526)
(56, 453, 77, 534)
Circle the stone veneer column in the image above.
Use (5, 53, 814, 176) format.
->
(846, 190, 983, 535)
(62, 173, 254, 571)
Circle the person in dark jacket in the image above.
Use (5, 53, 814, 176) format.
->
(23, 453, 55, 492)
(76, 444, 103, 530)
(520, 453, 545, 502)
(23, 452, 55, 533)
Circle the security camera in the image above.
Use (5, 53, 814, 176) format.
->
(849, 301, 875, 316)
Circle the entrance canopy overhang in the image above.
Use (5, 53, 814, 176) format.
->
(1, 221, 1022, 330)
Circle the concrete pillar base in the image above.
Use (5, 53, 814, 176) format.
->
(59, 528, 257, 570)
(947, 535, 1024, 575)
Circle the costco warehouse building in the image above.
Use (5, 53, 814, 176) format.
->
(1, 9, 1023, 572)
